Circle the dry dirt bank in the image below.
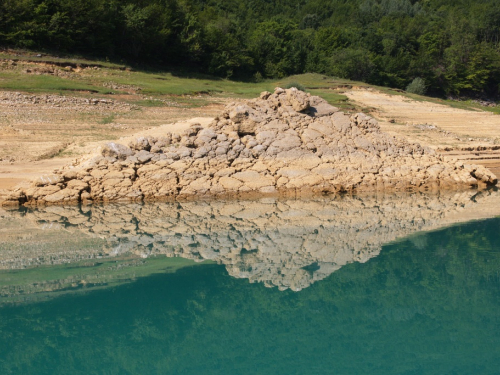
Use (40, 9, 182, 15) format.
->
(345, 89, 500, 175)
(0, 118, 214, 191)
(0, 88, 223, 190)
(1, 88, 496, 207)
(1, 87, 500, 200)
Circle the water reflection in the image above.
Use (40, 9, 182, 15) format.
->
(1, 189, 500, 298)
(0, 214, 499, 374)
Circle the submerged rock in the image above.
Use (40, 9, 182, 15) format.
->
(1, 88, 497, 206)
(2, 190, 500, 291)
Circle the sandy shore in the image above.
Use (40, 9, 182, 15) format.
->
(2, 87, 500, 194)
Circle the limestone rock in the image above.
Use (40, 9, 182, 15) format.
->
(101, 142, 134, 160)
(33, 175, 64, 187)
(306, 95, 339, 117)
(129, 137, 151, 151)
(136, 150, 153, 164)
(286, 87, 310, 111)
(44, 188, 80, 203)
(2, 87, 497, 206)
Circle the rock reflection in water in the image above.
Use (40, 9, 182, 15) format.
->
(2, 190, 500, 292)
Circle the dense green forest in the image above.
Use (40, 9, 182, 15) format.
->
(1, 0, 500, 98)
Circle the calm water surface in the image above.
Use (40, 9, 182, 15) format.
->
(0, 192, 500, 374)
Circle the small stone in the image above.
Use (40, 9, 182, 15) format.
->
(136, 150, 153, 164)
(129, 137, 151, 151)
(101, 142, 134, 160)
(34, 175, 64, 187)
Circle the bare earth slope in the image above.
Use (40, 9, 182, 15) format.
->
(345, 89, 500, 175)
(0, 89, 224, 190)
(0, 88, 496, 206)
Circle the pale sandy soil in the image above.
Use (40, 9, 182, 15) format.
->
(0, 158, 74, 190)
(2, 87, 500, 192)
(0, 88, 221, 190)
(0, 96, 223, 163)
(345, 88, 500, 176)
(345, 89, 500, 148)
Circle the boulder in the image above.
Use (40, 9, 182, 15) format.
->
(286, 87, 310, 111)
(101, 142, 134, 160)
(129, 137, 151, 151)
(136, 150, 153, 164)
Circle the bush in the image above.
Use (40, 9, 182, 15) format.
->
(284, 82, 306, 91)
(406, 77, 427, 95)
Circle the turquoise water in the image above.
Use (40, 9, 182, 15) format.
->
(1, 194, 500, 374)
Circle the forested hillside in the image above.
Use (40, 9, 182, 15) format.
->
(1, 0, 500, 98)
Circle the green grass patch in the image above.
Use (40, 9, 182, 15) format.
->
(0, 50, 129, 70)
(99, 114, 115, 124)
(308, 89, 350, 106)
(132, 99, 172, 107)
(0, 71, 106, 94)
(1, 50, 497, 116)
(441, 99, 500, 115)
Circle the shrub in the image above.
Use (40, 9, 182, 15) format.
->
(406, 77, 427, 95)
(284, 82, 306, 91)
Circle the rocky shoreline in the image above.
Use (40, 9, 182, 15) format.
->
(1, 88, 497, 206)
(2, 190, 500, 292)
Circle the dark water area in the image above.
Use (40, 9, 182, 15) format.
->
(1, 193, 500, 374)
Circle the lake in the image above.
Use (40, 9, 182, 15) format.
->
(1, 190, 500, 374)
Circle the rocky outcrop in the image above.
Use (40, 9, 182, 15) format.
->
(1, 88, 497, 206)
(2, 190, 500, 291)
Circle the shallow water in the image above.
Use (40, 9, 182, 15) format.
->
(1, 191, 500, 374)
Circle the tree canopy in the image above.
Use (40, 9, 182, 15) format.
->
(1, 0, 500, 98)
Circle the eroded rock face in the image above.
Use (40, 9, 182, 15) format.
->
(2, 88, 497, 206)
(2, 190, 500, 291)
